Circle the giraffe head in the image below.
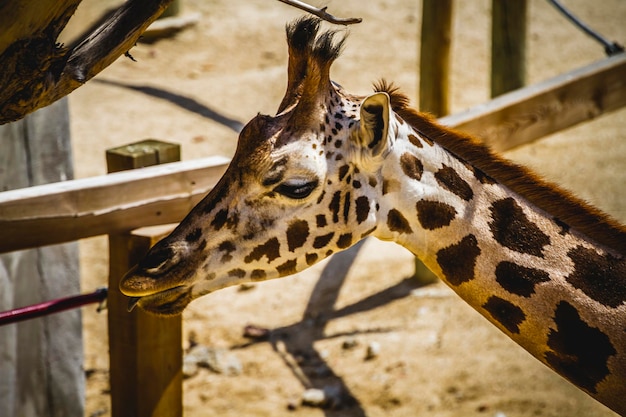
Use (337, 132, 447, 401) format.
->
(120, 18, 395, 315)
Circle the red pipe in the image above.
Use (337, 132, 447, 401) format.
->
(0, 288, 108, 326)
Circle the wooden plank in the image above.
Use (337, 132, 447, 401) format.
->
(0, 156, 229, 253)
(0, 98, 83, 417)
(108, 226, 182, 417)
(440, 53, 626, 152)
(418, 0, 452, 117)
(107, 141, 182, 417)
(491, 0, 527, 97)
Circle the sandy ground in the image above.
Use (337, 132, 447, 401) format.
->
(65, 1, 625, 416)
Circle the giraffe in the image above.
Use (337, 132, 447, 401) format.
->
(119, 17, 626, 414)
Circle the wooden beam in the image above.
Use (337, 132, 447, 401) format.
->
(491, 0, 527, 97)
(441, 53, 626, 152)
(0, 156, 229, 253)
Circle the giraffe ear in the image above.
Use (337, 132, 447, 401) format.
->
(355, 92, 390, 156)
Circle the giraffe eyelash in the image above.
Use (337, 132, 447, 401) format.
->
(273, 179, 319, 199)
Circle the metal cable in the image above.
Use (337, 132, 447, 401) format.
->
(547, 0, 624, 56)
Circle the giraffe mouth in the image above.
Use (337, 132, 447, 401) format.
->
(126, 286, 191, 316)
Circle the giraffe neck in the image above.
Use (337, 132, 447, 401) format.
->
(371, 109, 626, 410)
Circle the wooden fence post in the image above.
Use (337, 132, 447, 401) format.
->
(491, 0, 527, 97)
(107, 140, 183, 417)
(419, 0, 453, 117)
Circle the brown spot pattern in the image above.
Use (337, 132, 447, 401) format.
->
(473, 167, 496, 185)
(338, 165, 350, 181)
(305, 253, 319, 265)
(400, 152, 423, 181)
(316, 190, 326, 204)
(387, 209, 413, 234)
(316, 214, 327, 228)
(277, 259, 298, 276)
(343, 192, 351, 223)
(436, 234, 481, 286)
(211, 209, 229, 230)
(420, 132, 434, 146)
(313, 233, 335, 249)
(415, 200, 457, 230)
(218, 240, 236, 263)
(360, 226, 376, 239)
(244, 237, 281, 264)
(250, 270, 266, 281)
(482, 296, 526, 334)
(355, 196, 370, 224)
(565, 246, 626, 308)
(488, 198, 550, 257)
(228, 269, 246, 279)
(407, 133, 423, 148)
(286, 219, 309, 252)
(434, 165, 474, 201)
(185, 228, 202, 243)
(201, 182, 229, 214)
(545, 301, 616, 393)
(337, 233, 353, 249)
(495, 261, 551, 297)
(329, 191, 341, 223)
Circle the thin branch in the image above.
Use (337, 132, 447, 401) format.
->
(277, 0, 362, 25)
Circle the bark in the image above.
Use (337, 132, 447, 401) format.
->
(0, 0, 174, 125)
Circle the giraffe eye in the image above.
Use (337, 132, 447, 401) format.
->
(274, 179, 318, 199)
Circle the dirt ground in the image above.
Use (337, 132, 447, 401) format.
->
(65, 1, 625, 416)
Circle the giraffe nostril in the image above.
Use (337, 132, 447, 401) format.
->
(138, 245, 175, 275)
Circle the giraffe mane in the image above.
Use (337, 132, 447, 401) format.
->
(374, 80, 626, 255)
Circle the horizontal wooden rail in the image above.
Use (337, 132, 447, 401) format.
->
(0, 156, 229, 253)
(1, 55, 624, 253)
(441, 52, 626, 152)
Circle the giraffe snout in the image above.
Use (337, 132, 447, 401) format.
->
(119, 243, 188, 297)
(119, 264, 158, 297)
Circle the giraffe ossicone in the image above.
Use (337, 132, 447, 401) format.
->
(120, 17, 626, 414)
